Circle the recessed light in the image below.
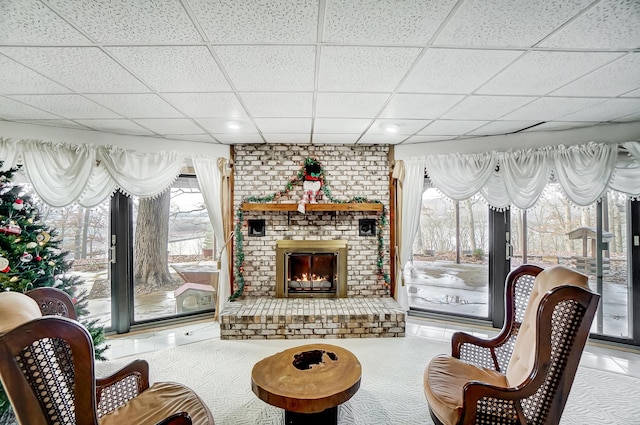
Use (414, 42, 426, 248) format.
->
(385, 124, 399, 133)
(227, 121, 240, 130)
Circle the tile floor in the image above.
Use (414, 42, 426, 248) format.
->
(103, 316, 640, 380)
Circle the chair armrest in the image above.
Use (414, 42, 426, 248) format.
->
(155, 412, 192, 425)
(452, 331, 506, 371)
(461, 380, 535, 424)
(95, 359, 150, 417)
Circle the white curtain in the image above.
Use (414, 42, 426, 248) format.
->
(396, 158, 427, 311)
(425, 151, 496, 201)
(0, 138, 185, 207)
(0, 138, 19, 171)
(424, 140, 640, 209)
(193, 156, 230, 318)
(553, 142, 617, 206)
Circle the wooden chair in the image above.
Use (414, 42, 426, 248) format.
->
(0, 291, 214, 425)
(26, 286, 78, 319)
(424, 264, 600, 425)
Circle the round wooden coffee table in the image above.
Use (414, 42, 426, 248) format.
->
(251, 343, 361, 425)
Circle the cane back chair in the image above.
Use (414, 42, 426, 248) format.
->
(424, 264, 600, 425)
(0, 291, 214, 425)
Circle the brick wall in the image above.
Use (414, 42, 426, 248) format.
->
(233, 144, 390, 298)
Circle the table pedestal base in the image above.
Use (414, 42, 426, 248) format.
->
(285, 406, 337, 425)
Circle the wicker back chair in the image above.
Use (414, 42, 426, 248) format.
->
(0, 291, 214, 425)
(424, 264, 600, 425)
(26, 286, 78, 319)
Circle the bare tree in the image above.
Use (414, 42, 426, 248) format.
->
(134, 190, 173, 291)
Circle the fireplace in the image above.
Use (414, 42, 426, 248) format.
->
(275, 240, 348, 298)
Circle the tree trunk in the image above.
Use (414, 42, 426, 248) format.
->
(134, 190, 173, 291)
(81, 208, 90, 259)
(465, 199, 476, 251)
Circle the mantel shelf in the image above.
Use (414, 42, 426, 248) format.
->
(241, 203, 383, 212)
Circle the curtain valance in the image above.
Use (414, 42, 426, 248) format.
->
(0, 137, 185, 207)
(418, 140, 640, 210)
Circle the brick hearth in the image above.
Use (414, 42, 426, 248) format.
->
(220, 298, 405, 340)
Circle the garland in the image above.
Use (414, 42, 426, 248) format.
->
(230, 157, 390, 301)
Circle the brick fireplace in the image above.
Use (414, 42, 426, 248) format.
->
(220, 144, 405, 339)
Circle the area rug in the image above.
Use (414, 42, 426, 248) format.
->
(94, 336, 640, 425)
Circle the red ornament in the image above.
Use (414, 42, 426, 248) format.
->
(0, 224, 21, 235)
(1, 266, 9, 273)
(12, 199, 24, 210)
(35, 255, 42, 262)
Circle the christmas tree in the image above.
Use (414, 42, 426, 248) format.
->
(0, 162, 108, 417)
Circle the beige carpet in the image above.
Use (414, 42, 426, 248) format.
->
(94, 336, 640, 425)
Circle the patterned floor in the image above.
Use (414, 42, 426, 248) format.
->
(99, 316, 640, 425)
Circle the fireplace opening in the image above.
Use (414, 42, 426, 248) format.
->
(276, 240, 348, 298)
(287, 253, 337, 294)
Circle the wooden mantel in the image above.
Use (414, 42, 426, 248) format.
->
(241, 203, 383, 212)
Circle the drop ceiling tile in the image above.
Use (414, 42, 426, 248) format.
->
(75, 119, 154, 136)
(0, 0, 90, 44)
(0, 55, 70, 94)
(13, 119, 90, 131)
(501, 97, 607, 121)
(195, 118, 256, 133)
(623, 88, 640, 97)
(0, 97, 59, 119)
(263, 134, 312, 144)
(108, 46, 230, 92)
(315, 93, 389, 118)
(521, 121, 596, 132)
(211, 133, 265, 144)
(8, 94, 120, 119)
(551, 53, 640, 97)
(48, 0, 200, 43)
(368, 119, 430, 135)
(254, 118, 311, 133)
(435, 0, 594, 47)
(85, 94, 185, 119)
(189, 0, 318, 43)
(612, 111, 640, 122)
(468, 121, 540, 136)
(312, 134, 360, 144)
(133, 118, 205, 135)
(240, 93, 313, 118)
(418, 120, 488, 135)
(540, 0, 640, 49)
(214, 46, 315, 91)
(314, 118, 372, 134)
(358, 133, 407, 144)
(478, 51, 623, 95)
(323, 0, 457, 44)
(0, 47, 150, 93)
(162, 93, 247, 118)
(380, 94, 465, 119)
(166, 134, 218, 143)
(400, 49, 523, 94)
(441, 96, 535, 120)
(557, 98, 640, 122)
(318, 46, 421, 92)
(402, 135, 457, 144)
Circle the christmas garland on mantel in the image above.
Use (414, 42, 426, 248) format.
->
(230, 157, 390, 301)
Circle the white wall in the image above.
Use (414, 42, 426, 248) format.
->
(0, 121, 230, 158)
(394, 121, 640, 159)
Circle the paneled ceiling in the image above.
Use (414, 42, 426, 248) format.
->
(0, 0, 639, 146)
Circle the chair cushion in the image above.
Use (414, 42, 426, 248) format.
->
(506, 265, 588, 387)
(424, 354, 508, 425)
(99, 381, 214, 425)
(0, 291, 42, 336)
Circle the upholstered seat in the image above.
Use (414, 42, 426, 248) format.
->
(0, 290, 214, 425)
(424, 264, 600, 425)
